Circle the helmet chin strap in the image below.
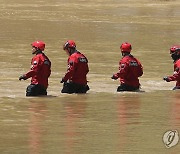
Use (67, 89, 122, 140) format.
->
(171, 53, 180, 62)
(122, 52, 130, 57)
(68, 48, 76, 55)
(33, 48, 42, 55)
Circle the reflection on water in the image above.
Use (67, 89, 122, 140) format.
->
(0, 92, 180, 153)
(169, 92, 180, 127)
(116, 95, 141, 153)
(62, 96, 87, 154)
(0, 0, 180, 153)
(28, 100, 47, 154)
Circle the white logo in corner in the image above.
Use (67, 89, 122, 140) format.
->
(163, 130, 179, 148)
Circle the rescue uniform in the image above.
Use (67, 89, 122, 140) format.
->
(24, 52, 51, 96)
(61, 51, 89, 94)
(113, 54, 143, 91)
(166, 59, 180, 90)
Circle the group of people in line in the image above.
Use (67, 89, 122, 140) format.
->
(19, 40, 180, 96)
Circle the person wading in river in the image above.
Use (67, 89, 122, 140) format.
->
(19, 41, 51, 96)
(111, 42, 143, 92)
(60, 40, 89, 94)
(163, 45, 180, 90)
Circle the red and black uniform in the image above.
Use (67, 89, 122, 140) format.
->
(167, 59, 180, 89)
(25, 52, 51, 96)
(61, 51, 89, 93)
(113, 55, 143, 91)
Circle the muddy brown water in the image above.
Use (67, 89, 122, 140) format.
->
(0, 0, 180, 153)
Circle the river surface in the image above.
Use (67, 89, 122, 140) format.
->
(0, 0, 180, 153)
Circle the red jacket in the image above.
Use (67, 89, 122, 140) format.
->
(113, 55, 143, 87)
(168, 59, 180, 87)
(63, 51, 89, 85)
(25, 52, 51, 88)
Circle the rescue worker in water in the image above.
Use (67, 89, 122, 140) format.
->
(19, 41, 51, 96)
(60, 40, 89, 94)
(163, 45, 180, 90)
(111, 42, 143, 92)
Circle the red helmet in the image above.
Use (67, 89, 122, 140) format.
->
(31, 41, 45, 51)
(63, 40, 76, 50)
(170, 45, 180, 54)
(120, 42, 132, 53)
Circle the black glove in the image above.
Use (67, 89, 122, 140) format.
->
(60, 78, 66, 83)
(111, 75, 118, 80)
(163, 76, 170, 82)
(19, 75, 27, 81)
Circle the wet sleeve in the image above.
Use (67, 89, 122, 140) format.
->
(168, 67, 180, 81)
(25, 57, 41, 78)
(114, 61, 129, 78)
(63, 57, 77, 81)
(138, 62, 143, 77)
